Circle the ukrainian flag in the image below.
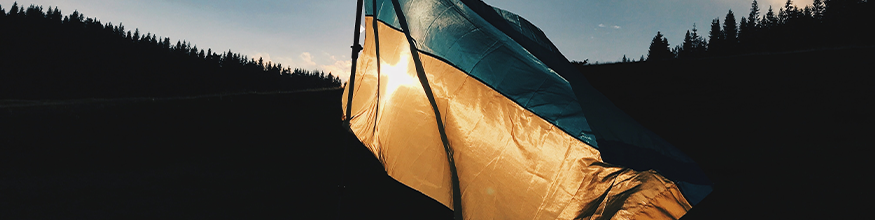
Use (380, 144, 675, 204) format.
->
(342, 0, 712, 219)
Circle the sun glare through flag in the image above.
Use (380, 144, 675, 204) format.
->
(342, 0, 712, 219)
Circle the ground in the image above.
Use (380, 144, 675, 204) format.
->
(2, 47, 873, 219)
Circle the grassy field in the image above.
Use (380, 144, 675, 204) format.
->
(2, 47, 873, 219)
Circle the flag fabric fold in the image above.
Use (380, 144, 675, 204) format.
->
(342, 0, 712, 219)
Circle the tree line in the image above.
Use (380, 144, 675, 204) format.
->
(644, 0, 874, 62)
(0, 2, 342, 100)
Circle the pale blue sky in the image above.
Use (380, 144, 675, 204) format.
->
(2, 0, 811, 81)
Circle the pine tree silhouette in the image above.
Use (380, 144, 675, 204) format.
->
(779, 0, 797, 24)
(0, 3, 342, 99)
(723, 10, 738, 54)
(650, 0, 872, 60)
(812, 0, 825, 20)
(743, 1, 761, 51)
(9, 2, 18, 18)
(679, 24, 707, 58)
(647, 31, 673, 61)
(708, 18, 723, 56)
(680, 30, 693, 58)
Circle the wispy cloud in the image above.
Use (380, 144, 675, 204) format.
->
(300, 52, 317, 66)
(250, 52, 297, 69)
(249, 51, 351, 82)
(321, 55, 352, 82)
(763, 0, 815, 8)
(597, 24, 621, 29)
(251, 52, 274, 64)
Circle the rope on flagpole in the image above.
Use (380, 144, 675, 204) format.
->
(390, 1, 464, 219)
(370, 0, 383, 160)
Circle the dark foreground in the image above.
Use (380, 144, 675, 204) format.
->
(1, 89, 452, 219)
(2, 47, 874, 219)
(578, 47, 874, 219)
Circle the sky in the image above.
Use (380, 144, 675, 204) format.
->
(1, 0, 813, 81)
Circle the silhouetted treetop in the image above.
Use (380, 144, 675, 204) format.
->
(723, 10, 738, 48)
(640, 0, 874, 62)
(0, 3, 341, 99)
(647, 31, 673, 61)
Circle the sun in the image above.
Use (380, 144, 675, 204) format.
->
(379, 48, 417, 103)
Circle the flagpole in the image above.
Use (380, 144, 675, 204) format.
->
(344, 0, 365, 128)
(337, 0, 364, 219)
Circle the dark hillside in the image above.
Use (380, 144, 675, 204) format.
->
(0, 89, 453, 219)
(0, 4, 340, 100)
(577, 46, 875, 219)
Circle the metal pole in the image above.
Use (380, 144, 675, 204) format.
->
(337, 1, 364, 219)
(344, 0, 365, 127)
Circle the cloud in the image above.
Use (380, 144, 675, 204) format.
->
(763, 0, 814, 8)
(252, 52, 273, 63)
(249, 51, 352, 82)
(300, 52, 317, 66)
(598, 24, 621, 29)
(250, 52, 297, 69)
(320, 55, 352, 82)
